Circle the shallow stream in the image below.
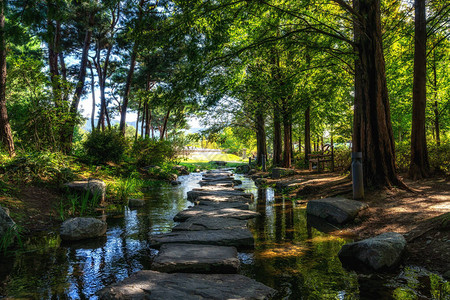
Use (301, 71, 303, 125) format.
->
(0, 172, 448, 299)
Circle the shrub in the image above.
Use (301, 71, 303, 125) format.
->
(395, 141, 450, 173)
(0, 152, 75, 184)
(334, 147, 352, 171)
(131, 139, 176, 167)
(83, 129, 128, 164)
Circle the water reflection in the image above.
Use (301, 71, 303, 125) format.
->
(0, 171, 448, 299)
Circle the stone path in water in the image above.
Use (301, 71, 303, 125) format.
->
(99, 169, 276, 299)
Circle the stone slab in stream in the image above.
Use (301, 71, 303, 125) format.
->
(195, 194, 253, 203)
(199, 181, 234, 187)
(306, 197, 369, 224)
(195, 200, 250, 210)
(187, 189, 254, 202)
(172, 216, 248, 231)
(151, 243, 240, 273)
(97, 270, 277, 300)
(149, 228, 254, 249)
(338, 232, 406, 271)
(174, 207, 259, 222)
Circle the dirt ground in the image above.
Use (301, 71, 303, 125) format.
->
(262, 170, 450, 275)
(0, 185, 64, 234)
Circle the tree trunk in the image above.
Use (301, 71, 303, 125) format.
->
(408, 0, 429, 179)
(47, 9, 61, 106)
(255, 108, 267, 166)
(135, 99, 141, 141)
(431, 52, 440, 146)
(88, 61, 95, 131)
(160, 106, 172, 141)
(119, 0, 146, 136)
(141, 101, 146, 138)
(352, 0, 402, 187)
(0, 1, 15, 156)
(304, 106, 311, 163)
(298, 132, 301, 155)
(61, 12, 94, 153)
(282, 115, 292, 168)
(273, 106, 283, 166)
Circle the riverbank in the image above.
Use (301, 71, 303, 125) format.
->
(249, 170, 450, 276)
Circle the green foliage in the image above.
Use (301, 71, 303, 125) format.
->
(58, 190, 101, 221)
(83, 129, 128, 164)
(396, 141, 450, 173)
(0, 224, 23, 254)
(131, 139, 176, 167)
(333, 148, 352, 172)
(109, 175, 143, 204)
(0, 152, 75, 185)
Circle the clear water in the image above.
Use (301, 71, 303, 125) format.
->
(0, 172, 448, 299)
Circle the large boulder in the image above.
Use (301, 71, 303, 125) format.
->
(271, 168, 296, 179)
(60, 217, 107, 241)
(97, 270, 277, 300)
(306, 197, 368, 224)
(338, 232, 407, 271)
(0, 206, 16, 241)
(65, 179, 106, 202)
(151, 243, 240, 273)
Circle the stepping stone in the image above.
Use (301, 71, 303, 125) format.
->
(196, 200, 250, 210)
(187, 189, 254, 202)
(151, 243, 240, 273)
(174, 207, 259, 222)
(149, 229, 254, 250)
(195, 194, 253, 203)
(306, 197, 368, 224)
(98, 270, 277, 300)
(202, 175, 233, 181)
(338, 232, 406, 271)
(199, 181, 234, 187)
(232, 179, 243, 185)
(172, 216, 248, 231)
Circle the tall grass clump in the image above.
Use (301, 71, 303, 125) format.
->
(0, 224, 22, 254)
(58, 190, 101, 220)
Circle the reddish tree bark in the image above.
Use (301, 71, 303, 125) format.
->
(352, 0, 403, 187)
(408, 0, 429, 179)
(304, 106, 311, 163)
(273, 107, 283, 166)
(0, 1, 14, 156)
(255, 108, 267, 166)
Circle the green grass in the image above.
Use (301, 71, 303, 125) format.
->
(181, 152, 245, 163)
